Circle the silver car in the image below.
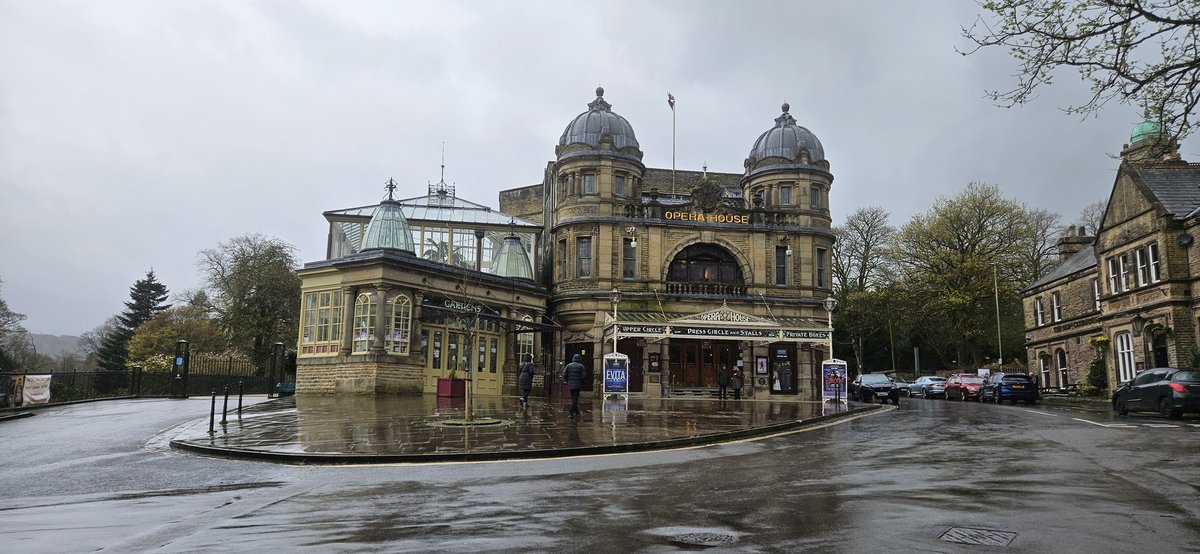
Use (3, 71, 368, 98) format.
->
(909, 376, 947, 399)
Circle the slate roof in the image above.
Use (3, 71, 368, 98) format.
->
(1024, 244, 1097, 292)
(1129, 163, 1200, 219)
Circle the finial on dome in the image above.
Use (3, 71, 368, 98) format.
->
(596, 85, 604, 97)
(384, 178, 398, 201)
(781, 102, 790, 113)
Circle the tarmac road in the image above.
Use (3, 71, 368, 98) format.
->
(0, 396, 1198, 552)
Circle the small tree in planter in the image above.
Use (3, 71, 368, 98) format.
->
(1083, 335, 1109, 395)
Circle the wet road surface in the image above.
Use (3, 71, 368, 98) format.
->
(1, 396, 1198, 552)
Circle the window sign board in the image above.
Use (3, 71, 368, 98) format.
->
(821, 359, 848, 402)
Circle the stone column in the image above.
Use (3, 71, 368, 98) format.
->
(340, 287, 355, 356)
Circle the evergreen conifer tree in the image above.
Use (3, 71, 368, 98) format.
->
(97, 270, 170, 372)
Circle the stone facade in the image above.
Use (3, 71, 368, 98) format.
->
(1023, 123, 1200, 392)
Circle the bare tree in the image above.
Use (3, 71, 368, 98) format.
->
(1078, 200, 1106, 236)
(832, 206, 895, 294)
(962, 1, 1200, 145)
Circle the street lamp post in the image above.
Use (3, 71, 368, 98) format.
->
(822, 296, 838, 357)
(610, 288, 622, 354)
(993, 263, 1003, 366)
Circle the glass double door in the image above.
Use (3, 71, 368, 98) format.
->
(669, 340, 737, 388)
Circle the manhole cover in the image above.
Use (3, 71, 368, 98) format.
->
(668, 532, 737, 548)
(940, 527, 1017, 547)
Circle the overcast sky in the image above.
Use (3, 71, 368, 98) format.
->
(1, 1, 1187, 337)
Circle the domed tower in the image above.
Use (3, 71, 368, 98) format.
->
(742, 103, 835, 295)
(553, 87, 646, 211)
(549, 87, 647, 344)
(1121, 110, 1180, 163)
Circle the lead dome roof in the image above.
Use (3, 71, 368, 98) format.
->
(558, 87, 639, 150)
(748, 103, 824, 163)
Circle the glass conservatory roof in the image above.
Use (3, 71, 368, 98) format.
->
(326, 191, 538, 227)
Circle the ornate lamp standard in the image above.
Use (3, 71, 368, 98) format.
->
(822, 296, 838, 357)
(610, 288, 623, 354)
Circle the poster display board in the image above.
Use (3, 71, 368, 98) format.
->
(821, 359, 848, 402)
(603, 353, 629, 395)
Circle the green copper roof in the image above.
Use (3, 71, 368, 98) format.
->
(490, 235, 534, 280)
(1132, 118, 1164, 143)
(361, 199, 416, 253)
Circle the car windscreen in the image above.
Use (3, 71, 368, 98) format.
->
(861, 374, 891, 384)
(1172, 370, 1200, 382)
(1000, 375, 1031, 382)
(926, 377, 946, 383)
(961, 377, 984, 384)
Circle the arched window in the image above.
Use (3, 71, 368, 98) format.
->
(352, 293, 375, 353)
(1115, 332, 1135, 382)
(667, 244, 745, 285)
(387, 294, 412, 354)
(518, 314, 534, 365)
(1056, 349, 1068, 387)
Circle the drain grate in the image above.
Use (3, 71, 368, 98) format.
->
(668, 532, 738, 548)
(939, 527, 1017, 547)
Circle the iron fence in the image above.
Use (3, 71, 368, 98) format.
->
(0, 354, 290, 408)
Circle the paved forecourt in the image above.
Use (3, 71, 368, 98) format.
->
(169, 393, 878, 464)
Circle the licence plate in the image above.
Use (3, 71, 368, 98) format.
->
(1011, 385, 1025, 389)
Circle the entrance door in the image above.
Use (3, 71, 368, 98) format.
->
(670, 341, 701, 387)
(617, 338, 644, 393)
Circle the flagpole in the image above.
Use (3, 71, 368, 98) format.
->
(671, 95, 676, 194)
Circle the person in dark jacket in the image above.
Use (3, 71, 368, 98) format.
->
(517, 353, 535, 408)
(716, 365, 730, 399)
(731, 368, 744, 400)
(562, 354, 586, 418)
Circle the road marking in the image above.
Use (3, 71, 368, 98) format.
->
(1191, 424, 1200, 428)
(1072, 418, 1137, 428)
(1021, 409, 1059, 417)
(1145, 424, 1179, 428)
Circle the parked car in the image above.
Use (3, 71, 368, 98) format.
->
(945, 374, 985, 401)
(891, 375, 911, 396)
(981, 372, 1037, 404)
(850, 373, 900, 405)
(1112, 367, 1200, 419)
(909, 376, 947, 399)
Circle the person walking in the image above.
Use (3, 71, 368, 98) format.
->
(562, 354, 586, 418)
(716, 365, 729, 399)
(517, 353, 535, 408)
(731, 368, 744, 400)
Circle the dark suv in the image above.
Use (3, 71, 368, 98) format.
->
(850, 373, 900, 405)
(981, 372, 1038, 404)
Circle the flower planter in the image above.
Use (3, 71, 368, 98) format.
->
(437, 378, 466, 398)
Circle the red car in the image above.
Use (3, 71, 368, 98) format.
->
(945, 374, 985, 401)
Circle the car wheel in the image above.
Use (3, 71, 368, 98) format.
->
(1158, 397, 1182, 419)
(960, 392, 966, 402)
(1115, 397, 1129, 415)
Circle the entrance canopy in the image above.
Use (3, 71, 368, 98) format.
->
(604, 305, 829, 343)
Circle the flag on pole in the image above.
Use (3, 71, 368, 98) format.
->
(667, 91, 675, 110)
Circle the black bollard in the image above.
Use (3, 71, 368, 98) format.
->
(237, 379, 244, 417)
(220, 383, 229, 425)
(208, 388, 216, 435)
